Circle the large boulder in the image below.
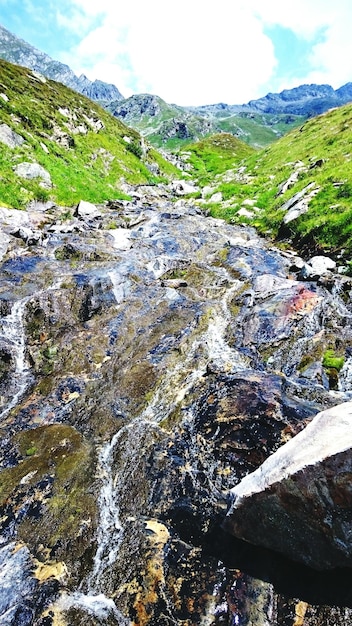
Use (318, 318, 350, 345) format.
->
(224, 401, 352, 570)
(14, 162, 52, 188)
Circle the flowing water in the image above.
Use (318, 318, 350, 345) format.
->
(0, 297, 32, 419)
(1, 190, 352, 625)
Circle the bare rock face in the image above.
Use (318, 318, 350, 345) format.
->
(224, 401, 352, 570)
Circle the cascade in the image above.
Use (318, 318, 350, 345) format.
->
(0, 297, 32, 419)
(1, 190, 352, 625)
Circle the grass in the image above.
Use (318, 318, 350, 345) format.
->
(0, 59, 178, 209)
(181, 133, 254, 184)
(198, 103, 352, 258)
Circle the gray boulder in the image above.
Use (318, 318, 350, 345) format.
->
(0, 123, 25, 148)
(224, 401, 352, 570)
(75, 200, 102, 219)
(14, 162, 52, 188)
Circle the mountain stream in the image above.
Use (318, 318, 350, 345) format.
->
(1, 185, 352, 625)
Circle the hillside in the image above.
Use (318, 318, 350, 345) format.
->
(0, 59, 178, 209)
(194, 102, 352, 259)
(0, 24, 123, 103)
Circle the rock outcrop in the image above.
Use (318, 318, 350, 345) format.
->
(224, 401, 352, 570)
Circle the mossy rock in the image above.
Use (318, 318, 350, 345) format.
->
(0, 424, 97, 579)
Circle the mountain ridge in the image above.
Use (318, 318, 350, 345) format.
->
(0, 23, 124, 104)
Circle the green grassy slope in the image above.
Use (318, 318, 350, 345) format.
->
(180, 133, 255, 184)
(0, 60, 178, 209)
(202, 104, 352, 259)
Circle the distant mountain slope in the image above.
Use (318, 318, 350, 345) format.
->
(246, 83, 352, 116)
(108, 93, 303, 150)
(0, 24, 123, 103)
(110, 82, 352, 152)
(190, 83, 352, 117)
(0, 59, 177, 209)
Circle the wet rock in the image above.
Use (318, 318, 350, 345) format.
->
(225, 401, 352, 569)
(13, 162, 52, 188)
(0, 123, 25, 148)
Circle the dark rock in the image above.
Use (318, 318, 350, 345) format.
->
(224, 401, 352, 570)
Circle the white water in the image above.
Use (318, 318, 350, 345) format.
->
(57, 591, 129, 625)
(89, 431, 125, 585)
(0, 297, 32, 419)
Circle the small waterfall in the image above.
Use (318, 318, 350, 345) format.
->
(89, 432, 124, 586)
(204, 277, 249, 373)
(0, 297, 32, 419)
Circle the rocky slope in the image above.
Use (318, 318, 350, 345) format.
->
(0, 24, 123, 103)
(1, 179, 352, 625)
(195, 100, 352, 261)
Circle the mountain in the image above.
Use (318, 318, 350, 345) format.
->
(0, 23, 124, 103)
(0, 59, 177, 209)
(109, 82, 352, 151)
(108, 93, 304, 149)
(246, 83, 352, 115)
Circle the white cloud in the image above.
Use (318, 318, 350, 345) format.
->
(56, 0, 352, 104)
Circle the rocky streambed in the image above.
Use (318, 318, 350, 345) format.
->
(1, 184, 352, 625)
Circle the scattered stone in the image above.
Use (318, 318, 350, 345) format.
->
(14, 162, 52, 188)
(27, 200, 55, 213)
(309, 158, 324, 169)
(210, 192, 223, 203)
(299, 255, 336, 280)
(75, 200, 102, 219)
(308, 255, 336, 274)
(40, 141, 49, 154)
(10, 226, 43, 245)
(0, 123, 25, 149)
(282, 184, 319, 224)
(237, 207, 254, 219)
(0, 206, 30, 229)
(170, 180, 198, 195)
(202, 186, 216, 198)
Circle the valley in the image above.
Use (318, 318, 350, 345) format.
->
(0, 25, 352, 626)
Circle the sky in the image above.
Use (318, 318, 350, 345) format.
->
(0, 0, 351, 106)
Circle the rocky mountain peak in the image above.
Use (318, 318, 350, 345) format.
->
(0, 23, 124, 103)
